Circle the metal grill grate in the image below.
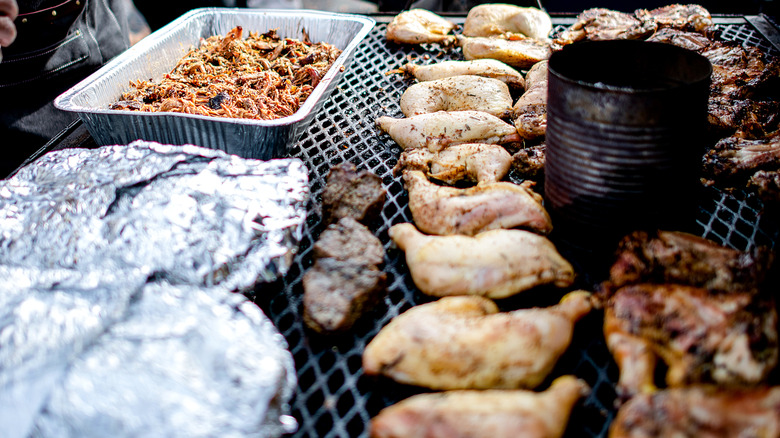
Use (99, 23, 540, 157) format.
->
(250, 18, 780, 438)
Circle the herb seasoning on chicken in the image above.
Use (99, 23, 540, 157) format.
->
(111, 26, 342, 120)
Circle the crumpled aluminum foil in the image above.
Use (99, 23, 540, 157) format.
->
(0, 266, 148, 438)
(0, 140, 309, 292)
(30, 282, 296, 438)
(0, 141, 307, 438)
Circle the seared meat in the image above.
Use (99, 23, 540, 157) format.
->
(554, 8, 655, 46)
(370, 375, 590, 438)
(303, 217, 386, 334)
(400, 60, 526, 90)
(303, 258, 386, 334)
(403, 170, 552, 236)
(457, 34, 552, 70)
(363, 291, 592, 390)
(512, 143, 546, 180)
(312, 217, 385, 266)
(605, 283, 778, 400)
(321, 162, 386, 225)
(388, 223, 574, 299)
(512, 60, 548, 140)
(385, 9, 456, 46)
(749, 169, 780, 202)
(400, 75, 514, 118)
(645, 27, 712, 51)
(393, 143, 512, 185)
(635, 4, 714, 33)
(604, 230, 773, 296)
(702, 130, 780, 189)
(462, 4, 552, 40)
(377, 111, 522, 152)
(610, 385, 780, 438)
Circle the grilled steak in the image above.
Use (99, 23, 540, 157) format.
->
(321, 162, 386, 225)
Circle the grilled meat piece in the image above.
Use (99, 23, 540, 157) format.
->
(400, 75, 513, 118)
(393, 143, 512, 185)
(702, 130, 780, 189)
(635, 4, 713, 33)
(400, 60, 526, 90)
(303, 217, 386, 334)
(645, 27, 712, 51)
(370, 375, 590, 438)
(385, 9, 456, 46)
(512, 60, 548, 140)
(377, 111, 522, 152)
(388, 223, 573, 299)
(457, 34, 552, 70)
(462, 4, 552, 40)
(303, 258, 386, 334)
(363, 291, 592, 390)
(605, 283, 779, 400)
(554, 8, 655, 47)
(321, 162, 386, 225)
(604, 230, 773, 296)
(403, 170, 552, 236)
(512, 143, 546, 180)
(312, 217, 385, 266)
(609, 385, 780, 438)
(749, 169, 780, 202)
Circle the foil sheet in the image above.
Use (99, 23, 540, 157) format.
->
(30, 282, 296, 438)
(0, 141, 306, 438)
(0, 140, 309, 291)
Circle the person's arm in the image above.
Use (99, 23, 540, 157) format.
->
(0, 0, 17, 47)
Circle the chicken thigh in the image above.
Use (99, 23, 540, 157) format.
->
(394, 143, 512, 185)
(388, 223, 574, 299)
(377, 111, 521, 152)
(362, 291, 593, 390)
(386, 9, 457, 46)
(400, 75, 513, 118)
(604, 283, 778, 400)
(458, 34, 552, 70)
(403, 170, 552, 236)
(513, 60, 548, 140)
(609, 385, 780, 438)
(370, 375, 590, 438)
(463, 4, 553, 40)
(400, 59, 525, 90)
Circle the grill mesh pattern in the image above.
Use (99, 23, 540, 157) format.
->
(250, 19, 780, 438)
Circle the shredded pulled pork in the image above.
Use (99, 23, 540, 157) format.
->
(111, 26, 343, 120)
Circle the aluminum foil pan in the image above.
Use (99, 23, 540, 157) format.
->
(0, 140, 309, 291)
(53, 8, 375, 160)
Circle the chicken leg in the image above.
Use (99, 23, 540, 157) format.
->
(370, 375, 590, 438)
(403, 170, 552, 236)
(389, 223, 573, 299)
(400, 75, 513, 119)
(393, 143, 512, 185)
(400, 59, 525, 90)
(386, 9, 456, 46)
(377, 111, 521, 152)
(362, 291, 593, 390)
(463, 4, 553, 40)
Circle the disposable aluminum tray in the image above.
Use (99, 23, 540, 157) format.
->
(53, 8, 374, 160)
(245, 15, 780, 438)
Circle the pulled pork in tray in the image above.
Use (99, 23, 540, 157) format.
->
(111, 26, 343, 120)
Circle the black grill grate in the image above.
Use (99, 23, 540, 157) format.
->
(250, 18, 780, 438)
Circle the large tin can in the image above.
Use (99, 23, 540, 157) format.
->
(545, 40, 711, 252)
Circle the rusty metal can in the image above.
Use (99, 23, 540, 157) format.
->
(544, 40, 711, 252)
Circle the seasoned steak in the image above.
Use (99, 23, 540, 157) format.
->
(321, 162, 386, 225)
(313, 217, 385, 267)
